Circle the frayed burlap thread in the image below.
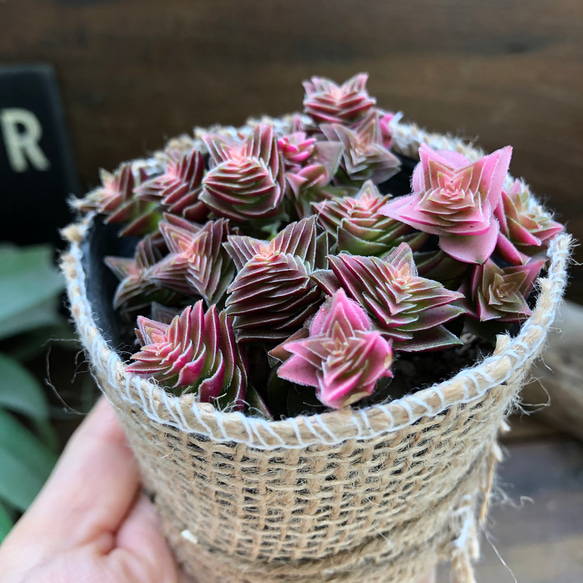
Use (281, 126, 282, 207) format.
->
(61, 116, 571, 583)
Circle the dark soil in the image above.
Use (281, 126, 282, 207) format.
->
(381, 336, 494, 402)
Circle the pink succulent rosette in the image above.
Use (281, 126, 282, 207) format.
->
(151, 218, 234, 305)
(201, 124, 285, 221)
(494, 179, 564, 265)
(303, 73, 376, 126)
(380, 144, 513, 264)
(313, 243, 464, 352)
(282, 137, 344, 218)
(277, 132, 318, 169)
(105, 234, 173, 309)
(283, 139, 343, 193)
(467, 258, 546, 323)
(378, 111, 395, 149)
(224, 218, 326, 342)
(313, 180, 426, 256)
(320, 112, 401, 184)
(277, 289, 393, 409)
(127, 301, 247, 408)
(136, 148, 208, 223)
(77, 162, 156, 237)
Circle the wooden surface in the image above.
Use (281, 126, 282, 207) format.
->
(440, 416, 583, 583)
(1, 0, 582, 299)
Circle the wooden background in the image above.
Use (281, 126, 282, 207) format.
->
(1, 0, 582, 298)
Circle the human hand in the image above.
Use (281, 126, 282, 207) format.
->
(0, 396, 437, 583)
(0, 397, 191, 583)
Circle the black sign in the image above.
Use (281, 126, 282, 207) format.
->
(0, 64, 78, 245)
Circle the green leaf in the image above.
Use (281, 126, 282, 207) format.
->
(0, 447, 47, 512)
(0, 353, 49, 419)
(4, 322, 78, 362)
(31, 418, 59, 453)
(0, 299, 63, 341)
(0, 499, 14, 542)
(0, 409, 57, 511)
(0, 245, 64, 340)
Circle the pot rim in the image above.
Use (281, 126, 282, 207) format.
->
(61, 114, 572, 450)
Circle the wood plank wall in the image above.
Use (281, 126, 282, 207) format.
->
(2, 0, 582, 298)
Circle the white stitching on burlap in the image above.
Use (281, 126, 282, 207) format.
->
(123, 375, 133, 401)
(349, 414, 365, 440)
(379, 404, 396, 427)
(399, 400, 415, 425)
(304, 415, 334, 445)
(159, 389, 182, 428)
(189, 401, 214, 436)
(253, 417, 287, 448)
(408, 397, 433, 415)
(315, 415, 340, 443)
(248, 417, 271, 449)
(174, 394, 193, 431)
(234, 411, 255, 445)
(434, 388, 446, 410)
(136, 377, 151, 418)
(287, 417, 305, 446)
(359, 409, 374, 434)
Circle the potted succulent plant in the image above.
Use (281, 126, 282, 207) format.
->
(62, 73, 570, 583)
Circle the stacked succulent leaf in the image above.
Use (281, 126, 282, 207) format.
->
(77, 73, 563, 418)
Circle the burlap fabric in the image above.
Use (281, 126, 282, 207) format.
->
(61, 115, 571, 583)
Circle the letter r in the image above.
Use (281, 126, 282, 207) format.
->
(1, 108, 51, 173)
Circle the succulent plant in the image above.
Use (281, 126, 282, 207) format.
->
(313, 243, 465, 351)
(150, 218, 234, 306)
(378, 111, 395, 149)
(494, 179, 564, 265)
(105, 234, 175, 310)
(127, 302, 247, 409)
(321, 112, 401, 184)
(136, 148, 208, 223)
(201, 124, 285, 221)
(76, 72, 564, 417)
(277, 132, 318, 169)
(283, 139, 343, 194)
(224, 217, 327, 342)
(76, 163, 159, 236)
(283, 137, 344, 219)
(465, 258, 546, 323)
(276, 289, 393, 409)
(380, 144, 512, 264)
(413, 249, 470, 290)
(313, 180, 428, 256)
(150, 301, 181, 324)
(303, 73, 376, 126)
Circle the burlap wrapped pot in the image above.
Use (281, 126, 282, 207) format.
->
(61, 115, 571, 583)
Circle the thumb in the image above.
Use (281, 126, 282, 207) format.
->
(108, 494, 179, 583)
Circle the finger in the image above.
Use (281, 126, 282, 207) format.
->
(16, 396, 141, 548)
(109, 494, 179, 583)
